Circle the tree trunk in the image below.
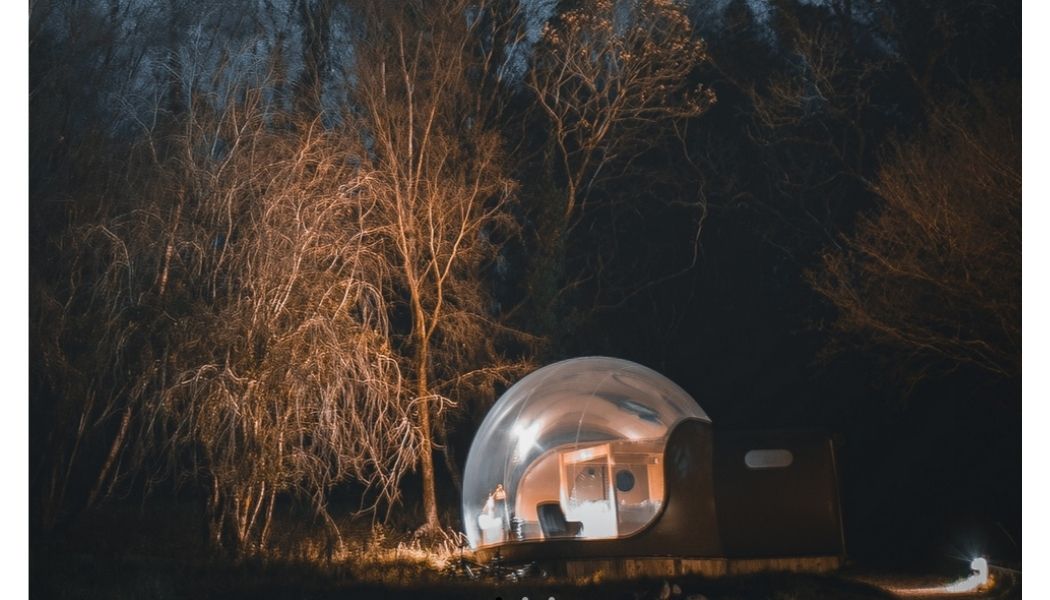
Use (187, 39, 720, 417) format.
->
(86, 404, 132, 509)
(259, 488, 277, 551)
(207, 477, 226, 551)
(436, 417, 463, 495)
(416, 337, 440, 531)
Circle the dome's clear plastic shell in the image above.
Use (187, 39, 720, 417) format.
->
(461, 357, 709, 549)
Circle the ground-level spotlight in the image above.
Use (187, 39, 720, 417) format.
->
(883, 555, 993, 596)
(941, 556, 990, 593)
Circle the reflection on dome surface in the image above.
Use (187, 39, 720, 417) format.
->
(461, 357, 708, 548)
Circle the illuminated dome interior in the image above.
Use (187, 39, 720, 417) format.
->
(461, 357, 709, 548)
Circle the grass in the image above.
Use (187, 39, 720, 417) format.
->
(30, 503, 1019, 599)
(33, 549, 903, 600)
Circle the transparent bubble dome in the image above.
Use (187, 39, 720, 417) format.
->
(461, 357, 708, 548)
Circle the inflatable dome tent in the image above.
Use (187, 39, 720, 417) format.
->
(462, 357, 846, 578)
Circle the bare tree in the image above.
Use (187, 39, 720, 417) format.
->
(511, 0, 716, 343)
(31, 0, 175, 530)
(33, 0, 534, 545)
(809, 92, 1020, 381)
(153, 98, 422, 554)
(34, 58, 432, 555)
(348, 0, 532, 531)
(732, 1, 892, 254)
(527, 0, 715, 225)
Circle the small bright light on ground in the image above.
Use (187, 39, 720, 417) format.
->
(971, 557, 989, 581)
(941, 557, 990, 593)
(882, 555, 992, 596)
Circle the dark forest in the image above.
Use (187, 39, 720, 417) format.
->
(28, 0, 1021, 597)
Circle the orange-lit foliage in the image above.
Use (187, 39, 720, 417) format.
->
(34, 1, 534, 553)
(39, 84, 426, 553)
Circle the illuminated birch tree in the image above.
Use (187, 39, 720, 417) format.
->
(347, 0, 529, 532)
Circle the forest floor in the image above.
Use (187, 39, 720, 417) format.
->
(30, 550, 1022, 600)
(30, 504, 1021, 600)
